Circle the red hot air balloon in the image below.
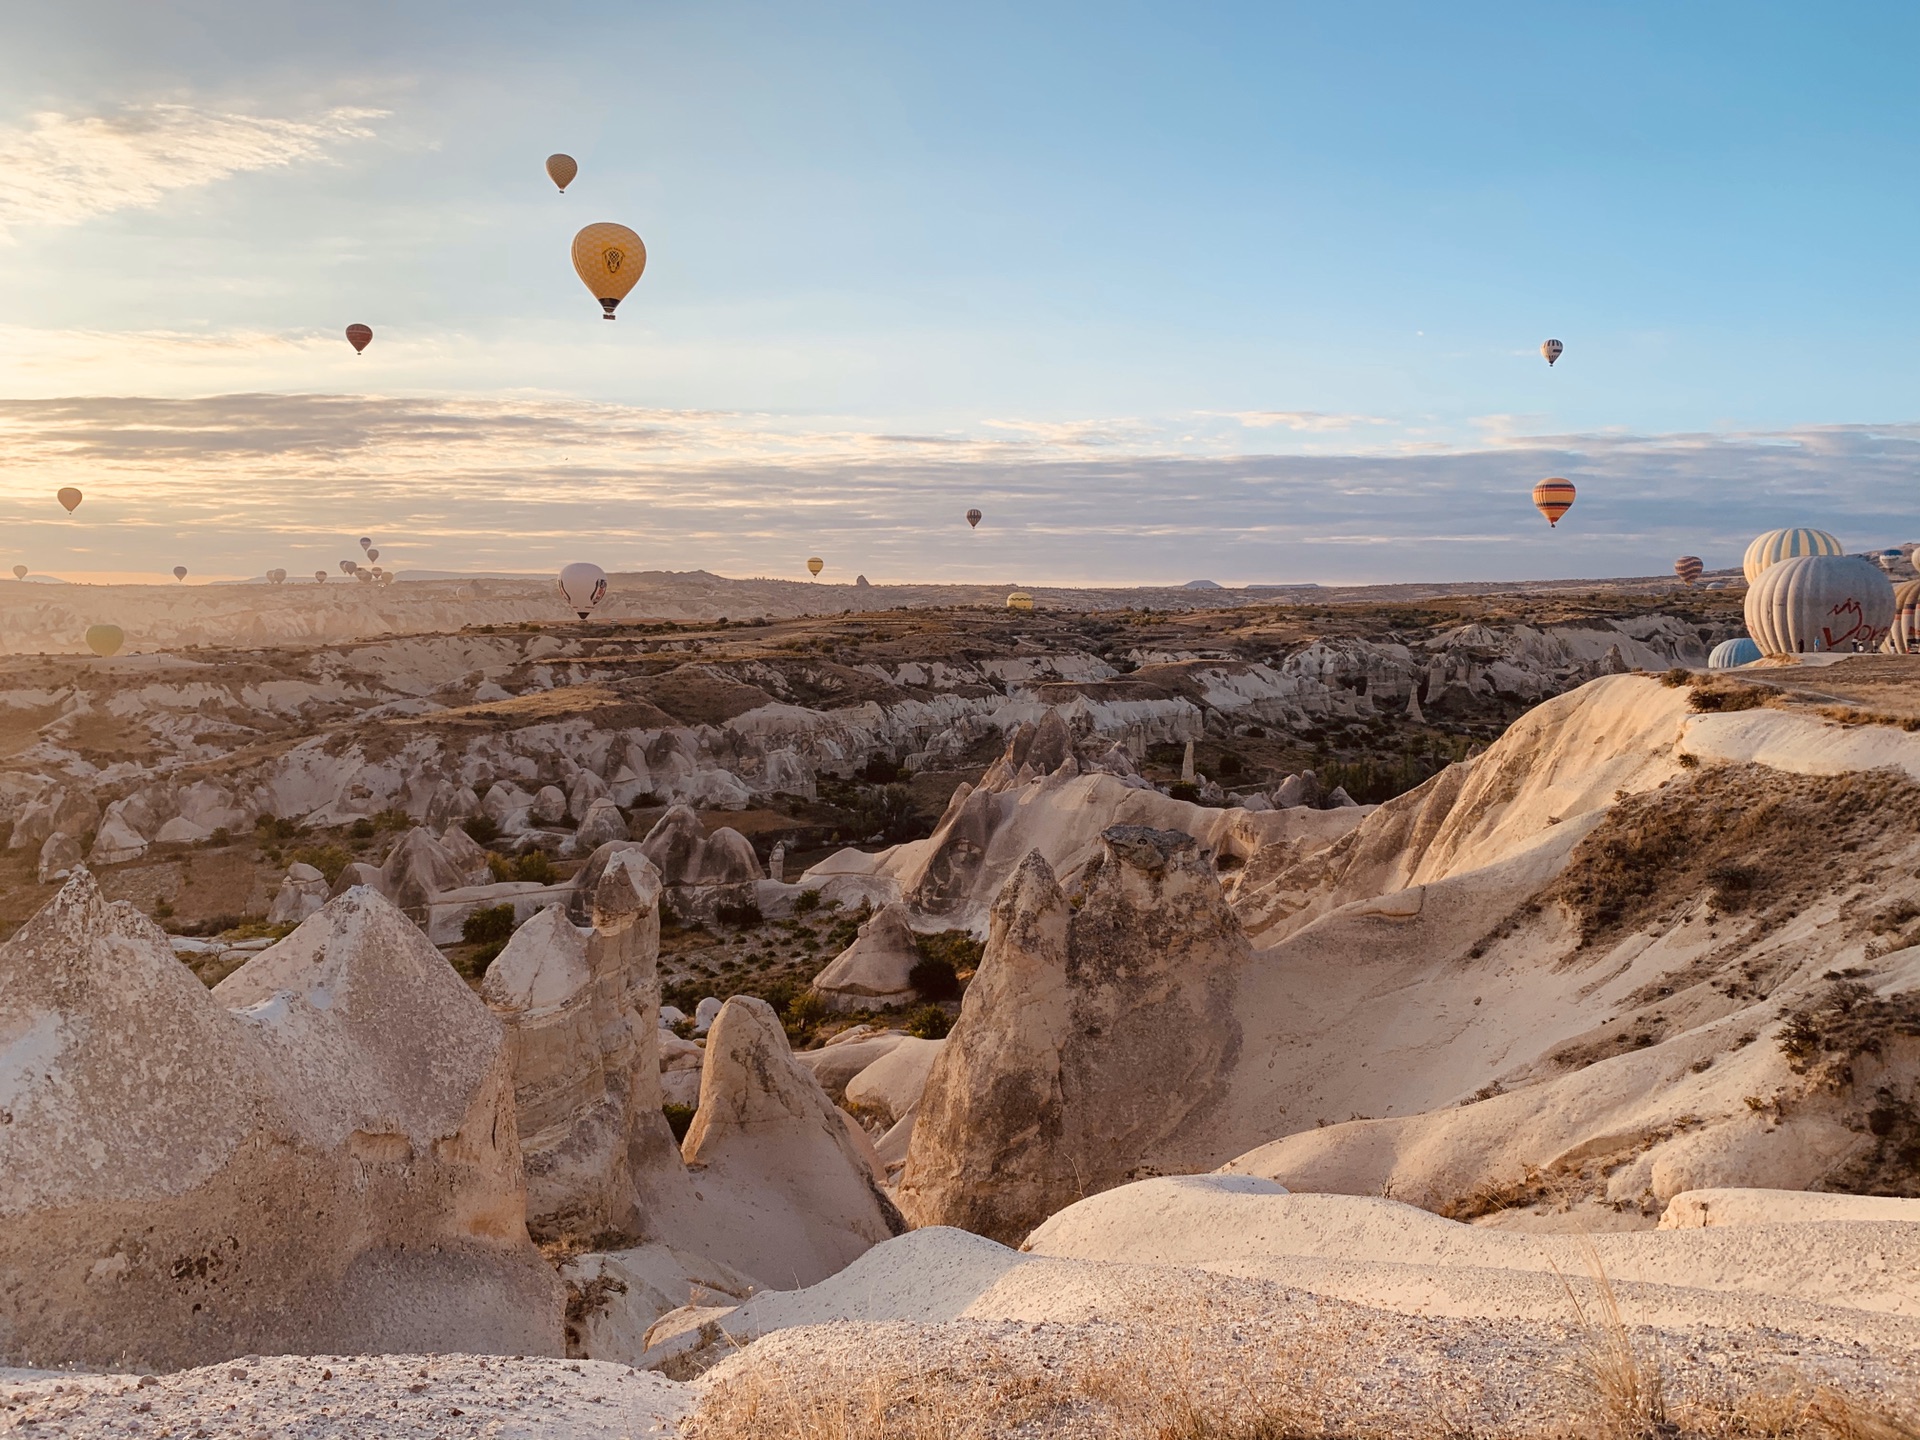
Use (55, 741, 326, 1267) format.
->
(1674, 555, 1704, 586)
(1531, 478, 1576, 527)
(345, 324, 373, 354)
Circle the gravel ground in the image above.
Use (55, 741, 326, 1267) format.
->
(0, 1355, 691, 1439)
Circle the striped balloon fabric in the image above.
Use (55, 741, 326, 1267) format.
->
(1673, 555, 1703, 585)
(1531, 478, 1576, 527)
(1741, 527, 1843, 584)
(1708, 637, 1761, 668)
(1887, 579, 1920, 654)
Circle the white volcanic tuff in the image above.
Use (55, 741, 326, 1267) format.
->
(0, 875, 562, 1370)
(811, 902, 926, 1011)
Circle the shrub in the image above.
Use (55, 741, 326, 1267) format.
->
(372, 807, 412, 832)
(463, 903, 517, 947)
(850, 783, 921, 843)
(208, 826, 231, 846)
(514, 849, 556, 884)
(1167, 782, 1200, 803)
(907, 1005, 952, 1040)
(908, 955, 960, 1002)
(794, 888, 822, 915)
(1215, 750, 1244, 779)
(859, 754, 903, 785)
(463, 814, 501, 845)
(1687, 683, 1767, 713)
(348, 818, 375, 841)
(289, 843, 352, 885)
(662, 1103, 696, 1142)
(256, 815, 303, 842)
(1660, 667, 1690, 687)
(715, 899, 763, 928)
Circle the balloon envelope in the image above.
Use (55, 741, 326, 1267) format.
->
(806, 556, 824, 577)
(571, 223, 646, 318)
(1745, 554, 1893, 655)
(546, 153, 578, 191)
(267, 568, 286, 584)
(558, 561, 609, 618)
(85, 624, 123, 658)
(1708, 637, 1762, 669)
(345, 324, 372, 354)
(1742, 528, 1843, 584)
(1531, 478, 1576, 527)
(1888, 579, 1920, 654)
(1541, 339, 1563, 366)
(172, 566, 188, 582)
(966, 508, 982, 528)
(314, 570, 329, 583)
(1006, 592, 1035, 612)
(1674, 555, 1703, 585)
(56, 487, 81, 513)
(366, 548, 379, 562)
(359, 537, 372, 549)
(339, 560, 356, 574)
(10, 565, 24, 580)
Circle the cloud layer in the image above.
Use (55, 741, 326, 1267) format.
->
(0, 104, 382, 234)
(0, 391, 1914, 586)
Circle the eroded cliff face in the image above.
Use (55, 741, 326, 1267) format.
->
(898, 826, 1247, 1243)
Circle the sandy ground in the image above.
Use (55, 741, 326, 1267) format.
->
(0, 1355, 690, 1439)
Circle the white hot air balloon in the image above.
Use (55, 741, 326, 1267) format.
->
(558, 561, 608, 619)
(1745, 554, 1894, 655)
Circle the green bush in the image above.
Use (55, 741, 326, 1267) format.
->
(256, 815, 303, 842)
(908, 956, 959, 1002)
(463, 814, 501, 845)
(372, 807, 412, 832)
(907, 1005, 952, 1040)
(662, 1103, 697, 1142)
(348, 818, 375, 841)
(514, 850, 556, 884)
(794, 888, 822, 914)
(715, 900, 764, 928)
(289, 843, 352, 885)
(463, 903, 517, 947)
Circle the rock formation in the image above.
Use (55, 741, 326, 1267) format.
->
(898, 826, 1248, 1242)
(0, 874, 562, 1370)
(639, 805, 760, 923)
(265, 860, 330, 925)
(810, 901, 924, 1010)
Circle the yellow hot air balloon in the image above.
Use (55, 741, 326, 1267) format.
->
(1532, 478, 1576, 527)
(57, 487, 82, 513)
(571, 223, 646, 319)
(1006, 591, 1035, 612)
(547, 154, 578, 192)
(807, 556, 824, 578)
(85, 624, 124, 658)
(1742, 528, 1843, 584)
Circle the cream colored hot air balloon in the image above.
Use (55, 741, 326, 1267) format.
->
(806, 556, 824, 578)
(1006, 591, 1034, 612)
(1742, 528, 1843, 583)
(172, 566, 188, 582)
(10, 565, 24, 580)
(546, 154, 578, 192)
(572, 223, 646, 319)
(85, 624, 123, 658)
(57, 488, 81, 513)
(558, 561, 608, 619)
(1745, 554, 1893, 655)
(1887, 579, 1920, 654)
(1541, 339, 1563, 366)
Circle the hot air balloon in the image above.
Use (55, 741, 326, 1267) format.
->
(1532, 478, 1576, 527)
(1887, 580, 1920, 654)
(345, 324, 372, 355)
(57, 488, 81, 513)
(1006, 592, 1035, 612)
(171, 566, 187, 582)
(1745, 554, 1894, 655)
(571, 223, 646, 319)
(546, 154, 578, 192)
(366, 548, 379, 562)
(359, 537, 372, 550)
(1674, 555, 1703, 586)
(339, 559, 356, 575)
(966, 509, 982, 529)
(267, 568, 286, 584)
(806, 557, 824, 578)
(1742, 528, 1843, 584)
(1541, 339, 1564, 366)
(558, 561, 608, 619)
(85, 624, 124, 658)
(10, 566, 24, 580)
(1708, 637, 1762, 669)
(314, 570, 329, 583)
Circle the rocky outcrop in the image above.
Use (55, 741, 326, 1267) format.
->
(843, 1036, 944, 1129)
(0, 874, 561, 1370)
(898, 827, 1248, 1243)
(680, 997, 906, 1286)
(265, 861, 330, 925)
(574, 796, 629, 851)
(811, 902, 924, 1010)
(639, 805, 760, 923)
(481, 855, 667, 1242)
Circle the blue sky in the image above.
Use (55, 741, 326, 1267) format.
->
(1, 2, 1917, 583)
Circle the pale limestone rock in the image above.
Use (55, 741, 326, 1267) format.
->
(843, 1037, 944, 1129)
(11, 787, 99, 853)
(531, 785, 569, 825)
(693, 996, 723, 1034)
(640, 805, 759, 922)
(560, 1242, 756, 1362)
(680, 997, 905, 1285)
(265, 862, 329, 926)
(438, 822, 496, 886)
(567, 769, 611, 821)
(0, 875, 562, 1371)
(575, 797, 629, 851)
(898, 827, 1247, 1243)
(37, 832, 81, 884)
(811, 902, 923, 1011)
(379, 826, 476, 925)
(482, 781, 535, 830)
(155, 816, 212, 844)
(768, 840, 786, 883)
(793, 1031, 910, 1104)
(87, 809, 147, 865)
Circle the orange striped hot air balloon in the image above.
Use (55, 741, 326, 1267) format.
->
(1674, 555, 1703, 586)
(1531, 478, 1576, 527)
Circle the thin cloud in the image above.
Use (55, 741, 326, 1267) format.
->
(1214, 410, 1390, 432)
(0, 103, 384, 234)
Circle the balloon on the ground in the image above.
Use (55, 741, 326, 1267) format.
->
(966, 508, 982, 528)
(1006, 591, 1034, 612)
(558, 561, 608, 619)
(806, 556, 824, 578)
(1674, 555, 1703, 586)
(1742, 527, 1843, 583)
(1745, 554, 1893, 655)
(57, 488, 81, 513)
(1708, 637, 1762, 668)
(1541, 339, 1563, 366)
(1887, 579, 1920, 654)
(345, 324, 372, 354)
(84, 625, 123, 658)
(1531, 478, 1576, 527)
(172, 566, 187, 582)
(10, 566, 24, 580)
(546, 154, 578, 192)
(571, 223, 646, 319)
